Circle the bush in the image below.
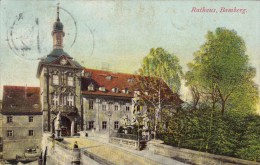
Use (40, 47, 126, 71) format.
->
(160, 108, 260, 162)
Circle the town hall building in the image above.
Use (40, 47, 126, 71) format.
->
(0, 6, 183, 161)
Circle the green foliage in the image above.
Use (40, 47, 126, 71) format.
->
(186, 27, 259, 115)
(160, 108, 260, 162)
(174, 27, 260, 162)
(140, 47, 183, 93)
(235, 115, 260, 161)
(143, 28, 260, 162)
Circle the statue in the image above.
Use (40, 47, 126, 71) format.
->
(54, 111, 63, 141)
(121, 114, 129, 127)
(54, 111, 62, 130)
(131, 115, 137, 125)
(142, 113, 150, 130)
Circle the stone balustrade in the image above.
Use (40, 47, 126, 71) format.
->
(147, 140, 260, 165)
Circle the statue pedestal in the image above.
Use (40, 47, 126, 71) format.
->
(55, 129, 63, 141)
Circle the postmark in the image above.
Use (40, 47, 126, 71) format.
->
(5, 6, 82, 61)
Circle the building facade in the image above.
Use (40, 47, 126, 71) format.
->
(81, 69, 138, 133)
(0, 86, 42, 160)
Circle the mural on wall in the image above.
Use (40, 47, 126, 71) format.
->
(0, 0, 259, 164)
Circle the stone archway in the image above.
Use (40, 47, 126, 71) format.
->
(61, 116, 71, 136)
(51, 113, 78, 136)
(51, 115, 72, 136)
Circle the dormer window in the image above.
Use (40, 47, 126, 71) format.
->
(88, 83, 95, 91)
(134, 91, 140, 97)
(106, 76, 112, 80)
(53, 75, 59, 85)
(122, 88, 129, 94)
(67, 76, 74, 86)
(99, 87, 106, 92)
(128, 78, 135, 83)
(112, 87, 119, 93)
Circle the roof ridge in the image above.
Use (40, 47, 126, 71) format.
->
(84, 68, 140, 76)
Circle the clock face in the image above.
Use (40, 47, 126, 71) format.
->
(60, 58, 68, 65)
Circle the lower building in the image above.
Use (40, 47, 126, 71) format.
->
(0, 86, 42, 160)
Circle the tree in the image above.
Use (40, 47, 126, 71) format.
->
(135, 47, 183, 139)
(186, 28, 259, 115)
(140, 47, 183, 93)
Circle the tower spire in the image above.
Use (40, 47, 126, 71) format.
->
(57, 3, 60, 22)
(52, 3, 65, 49)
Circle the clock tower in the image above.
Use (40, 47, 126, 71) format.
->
(36, 5, 83, 136)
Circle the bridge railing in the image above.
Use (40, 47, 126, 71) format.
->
(110, 133, 141, 141)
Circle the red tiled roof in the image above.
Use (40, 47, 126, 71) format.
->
(1, 86, 42, 115)
(82, 68, 137, 97)
(81, 68, 183, 105)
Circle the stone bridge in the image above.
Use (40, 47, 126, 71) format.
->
(41, 133, 260, 165)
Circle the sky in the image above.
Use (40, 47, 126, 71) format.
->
(0, 0, 259, 111)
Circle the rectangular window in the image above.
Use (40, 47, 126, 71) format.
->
(67, 95, 74, 106)
(53, 75, 59, 85)
(115, 105, 118, 111)
(108, 103, 113, 111)
(114, 121, 119, 129)
(28, 130, 34, 136)
(89, 100, 94, 110)
(102, 121, 107, 130)
(60, 95, 67, 106)
(52, 94, 59, 106)
(7, 130, 13, 137)
(88, 121, 94, 130)
(67, 76, 74, 86)
(29, 116, 33, 122)
(102, 105, 106, 111)
(126, 106, 130, 111)
(7, 116, 12, 123)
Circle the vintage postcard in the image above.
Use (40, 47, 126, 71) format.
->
(0, 0, 259, 165)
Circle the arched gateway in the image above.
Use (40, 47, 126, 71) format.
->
(52, 114, 78, 136)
